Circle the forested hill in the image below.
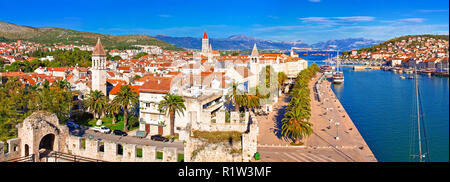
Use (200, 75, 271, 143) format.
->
(0, 21, 184, 51)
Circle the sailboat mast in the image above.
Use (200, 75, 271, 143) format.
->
(337, 50, 340, 72)
(415, 65, 423, 162)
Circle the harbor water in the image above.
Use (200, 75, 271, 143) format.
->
(303, 55, 449, 162)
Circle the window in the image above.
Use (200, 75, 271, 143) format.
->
(117, 144, 123, 155)
(81, 138, 86, 149)
(98, 142, 104, 152)
(136, 148, 143, 158)
(146, 103, 150, 107)
(4, 143, 8, 154)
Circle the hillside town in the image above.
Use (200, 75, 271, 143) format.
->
(342, 36, 449, 74)
(0, 30, 311, 162)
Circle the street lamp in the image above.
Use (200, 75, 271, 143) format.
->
(335, 122, 340, 140)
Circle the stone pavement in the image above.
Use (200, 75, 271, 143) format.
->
(256, 93, 291, 146)
(255, 73, 377, 162)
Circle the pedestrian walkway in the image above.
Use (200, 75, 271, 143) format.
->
(256, 73, 377, 162)
(256, 147, 345, 162)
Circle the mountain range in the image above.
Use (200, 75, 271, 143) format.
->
(153, 34, 383, 51)
(0, 20, 382, 52)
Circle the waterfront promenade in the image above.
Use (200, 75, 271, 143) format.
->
(256, 73, 377, 162)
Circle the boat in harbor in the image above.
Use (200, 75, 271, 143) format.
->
(332, 51, 344, 84)
(333, 72, 344, 83)
(408, 75, 414, 79)
(393, 67, 403, 73)
(320, 65, 333, 78)
(400, 76, 406, 79)
(405, 69, 414, 74)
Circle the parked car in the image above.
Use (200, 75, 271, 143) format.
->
(112, 130, 128, 136)
(150, 135, 169, 142)
(66, 121, 80, 129)
(91, 126, 111, 134)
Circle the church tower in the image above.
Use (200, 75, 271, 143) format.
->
(249, 43, 261, 82)
(202, 30, 209, 55)
(91, 38, 107, 95)
(250, 43, 260, 63)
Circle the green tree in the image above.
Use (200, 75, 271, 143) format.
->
(226, 83, 245, 112)
(106, 99, 121, 125)
(113, 86, 139, 132)
(133, 52, 148, 59)
(158, 93, 186, 137)
(84, 90, 107, 120)
(111, 55, 122, 61)
(0, 78, 73, 141)
(0, 78, 28, 140)
(278, 72, 288, 92)
(280, 64, 320, 144)
(281, 109, 313, 144)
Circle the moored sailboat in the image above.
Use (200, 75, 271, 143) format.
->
(333, 51, 344, 84)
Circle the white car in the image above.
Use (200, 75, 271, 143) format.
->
(91, 126, 111, 134)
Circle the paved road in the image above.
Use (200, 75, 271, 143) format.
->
(70, 128, 184, 152)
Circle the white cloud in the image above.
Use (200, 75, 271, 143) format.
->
(380, 18, 426, 24)
(397, 18, 425, 23)
(298, 16, 375, 25)
(419, 9, 448, 13)
(298, 17, 330, 23)
(335, 16, 375, 22)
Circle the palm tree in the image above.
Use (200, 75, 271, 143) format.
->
(84, 90, 107, 120)
(242, 87, 270, 112)
(55, 80, 70, 90)
(158, 93, 186, 137)
(226, 83, 245, 112)
(278, 72, 288, 92)
(113, 86, 138, 132)
(281, 108, 313, 145)
(106, 100, 121, 125)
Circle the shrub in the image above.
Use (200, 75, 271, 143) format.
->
(191, 130, 242, 144)
(254, 152, 260, 160)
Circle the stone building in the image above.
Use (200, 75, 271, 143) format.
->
(91, 38, 108, 95)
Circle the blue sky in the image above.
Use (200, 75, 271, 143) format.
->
(1, 0, 448, 44)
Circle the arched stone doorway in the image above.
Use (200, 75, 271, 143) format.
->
(39, 133, 55, 159)
(17, 111, 69, 161)
(39, 134, 55, 151)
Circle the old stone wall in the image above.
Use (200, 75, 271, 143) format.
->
(0, 138, 21, 161)
(184, 137, 243, 162)
(66, 136, 180, 162)
(241, 112, 259, 162)
(192, 111, 249, 132)
(17, 111, 69, 158)
(184, 111, 259, 162)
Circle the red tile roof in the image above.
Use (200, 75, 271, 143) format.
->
(109, 83, 140, 95)
(48, 67, 68, 72)
(139, 77, 174, 94)
(203, 30, 208, 39)
(93, 38, 106, 56)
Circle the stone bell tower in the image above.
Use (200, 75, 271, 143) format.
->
(201, 30, 209, 55)
(91, 38, 107, 95)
